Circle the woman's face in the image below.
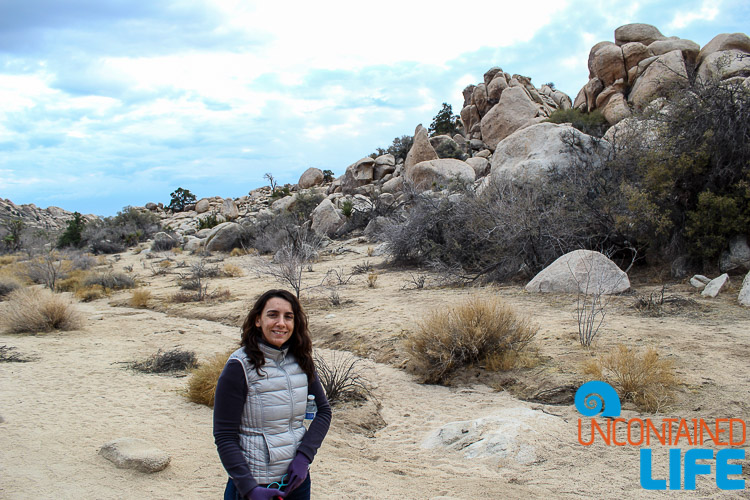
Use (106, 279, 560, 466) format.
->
(255, 297, 294, 347)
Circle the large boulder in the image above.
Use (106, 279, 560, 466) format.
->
(205, 222, 244, 252)
(340, 157, 375, 195)
(195, 198, 210, 214)
(614, 23, 665, 46)
(697, 49, 750, 83)
(649, 38, 700, 66)
(720, 235, 750, 272)
(465, 157, 490, 178)
(591, 43, 627, 86)
(479, 87, 539, 150)
(298, 167, 324, 189)
(489, 123, 611, 183)
(628, 50, 689, 109)
(702, 274, 729, 298)
(221, 198, 239, 220)
(696, 33, 750, 66)
(525, 249, 630, 295)
(429, 135, 465, 160)
(310, 198, 345, 237)
(405, 125, 438, 170)
(405, 158, 475, 192)
(99, 438, 170, 473)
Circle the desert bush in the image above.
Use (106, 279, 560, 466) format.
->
(55, 269, 89, 292)
(371, 135, 413, 161)
(230, 247, 254, 257)
(1, 219, 25, 252)
(197, 212, 221, 230)
(130, 348, 198, 373)
(340, 200, 353, 218)
(433, 139, 466, 160)
(366, 271, 378, 288)
(75, 284, 106, 302)
(0, 276, 22, 298)
(2, 287, 84, 333)
(405, 296, 537, 383)
(322, 169, 335, 183)
(253, 225, 323, 298)
(545, 108, 609, 138)
(83, 206, 161, 254)
(186, 350, 233, 407)
(290, 192, 325, 223)
(151, 236, 178, 252)
(222, 264, 244, 277)
(314, 352, 373, 405)
(610, 77, 750, 265)
(130, 289, 151, 308)
(69, 252, 97, 270)
(0, 345, 33, 362)
(583, 344, 679, 413)
(84, 272, 135, 290)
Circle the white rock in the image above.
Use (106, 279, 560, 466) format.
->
(525, 249, 630, 295)
(739, 272, 750, 307)
(701, 273, 729, 298)
(99, 438, 170, 473)
(689, 275, 710, 289)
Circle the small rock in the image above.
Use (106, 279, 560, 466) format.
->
(325, 314, 336, 319)
(689, 275, 711, 289)
(739, 272, 750, 307)
(99, 437, 170, 473)
(701, 274, 729, 298)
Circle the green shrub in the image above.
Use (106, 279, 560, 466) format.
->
(341, 200, 354, 218)
(57, 212, 87, 248)
(545, 108, 609, 138)
(197, 212, 221, 230)
(167, 187, 197, 212)
(322, 169, 335, 183)
(406, 296, 537, 383)
(371, 135, 413, 161)
(429, 103, 459, 137)
(291, 192, 325, 223)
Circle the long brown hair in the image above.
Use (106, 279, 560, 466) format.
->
(240, 289, 315, 381)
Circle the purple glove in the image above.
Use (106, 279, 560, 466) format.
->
(285, 453, 311, 493)
(248, 486, 285, 500)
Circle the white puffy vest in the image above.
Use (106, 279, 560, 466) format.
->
(228, 344, 308, 484)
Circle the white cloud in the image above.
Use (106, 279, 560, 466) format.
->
(667, 0, 719, 29)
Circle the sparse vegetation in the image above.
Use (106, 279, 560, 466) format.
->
(130, 348, 198, 373)
(83, 206, 161, 254)
(129, 289, 152, 308)
(0, 345, 33, 363)
(0, 276, 22, 298)
(405, 296, 537, 384)
(83, 272, 136, 290)
(314, 352, 373, 405)
(197, 212, 221, 230)
(75, 284, 106, 302)
(545, 108, 609, 138)
(2, 287, 84, 334)
(186, 350, 233, 407)
(583, 344, 679, 413)
(222, 264, 244, 277)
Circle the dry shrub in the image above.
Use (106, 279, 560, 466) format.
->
(223, 264, 244, 277)
(230, 248, 256, 257)
(2, 287, 83, 333)
(0, 255, 18, 266)
(159, 259, 173, 269)
(405, 295, 537, 383)
(0, 276, 22, 299)
(583, 344, 679, 413)
(314, 352, 373, 405)
(75, 284, 107, 302)
(186, 350, 233, 407)
(84, 272, 135, 290)
(131, 348, 197, 373)
(366, 271, 378, 288)
(130, 289, 151, 308)
(55, 269, 89, 292)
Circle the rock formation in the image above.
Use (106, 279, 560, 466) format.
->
(574, 24, 750, 124)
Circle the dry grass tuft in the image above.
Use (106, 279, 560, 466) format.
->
(55, 269, 89, 292)
(2, 287, 84, 334)
(223, 264, 244, 277)
(186, 350, 233, 407)
(75, 285, 107, 302)
(582, 344, 679, 413)
(405, 295, 538, 383)
(130, 289, 152, 308)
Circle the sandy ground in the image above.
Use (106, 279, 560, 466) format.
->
(1, 240, 750, 499)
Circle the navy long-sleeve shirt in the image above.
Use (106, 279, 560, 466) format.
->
(213, 353, 332, 499)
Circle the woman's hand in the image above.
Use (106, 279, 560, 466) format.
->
(285, 453, 311, 492)
(247, 486, 285, 500)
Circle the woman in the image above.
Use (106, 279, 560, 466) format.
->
(214, 289, 332, 500)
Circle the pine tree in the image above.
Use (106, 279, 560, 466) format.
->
(428, 103, 458, 137)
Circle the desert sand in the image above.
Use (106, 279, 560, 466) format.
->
(2, 240, 749, 499)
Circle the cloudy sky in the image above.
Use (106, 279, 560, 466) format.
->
(1, 0, 747, 216)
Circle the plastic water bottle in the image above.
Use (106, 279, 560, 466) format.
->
(304, 395, 317, 429)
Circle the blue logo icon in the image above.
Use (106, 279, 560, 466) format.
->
(575, 380, 621, 417)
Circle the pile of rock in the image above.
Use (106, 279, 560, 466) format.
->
(0, 198, 88, 232)
(458, 67, 573, 151)
(574, 24, 750, 124)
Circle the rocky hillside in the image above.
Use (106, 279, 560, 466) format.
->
(0, 198, 84, 232)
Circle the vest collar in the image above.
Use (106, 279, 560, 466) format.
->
(259, 340, 289, 362)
